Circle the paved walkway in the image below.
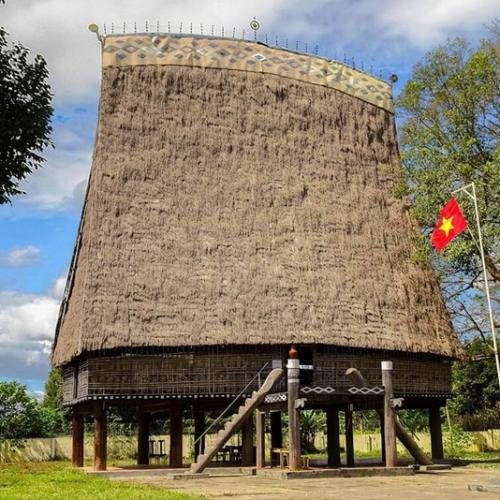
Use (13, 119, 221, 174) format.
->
(111, 468, 500, 499)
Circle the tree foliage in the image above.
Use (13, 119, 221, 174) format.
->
(450, 338, 500, 418)
(0, 27, 53, 204)
(0, 381, 59, 444)
(397, 31, 499, 344)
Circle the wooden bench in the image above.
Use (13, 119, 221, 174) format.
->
(271, 448, 310, 468)
(149, 439, 167, 463)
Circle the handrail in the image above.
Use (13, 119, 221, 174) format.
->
(193, 361, 270, 446)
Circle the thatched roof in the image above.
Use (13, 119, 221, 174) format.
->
(51, 35, 462, 365)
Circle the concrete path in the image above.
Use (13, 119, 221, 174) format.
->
(111, 468, 500, 499)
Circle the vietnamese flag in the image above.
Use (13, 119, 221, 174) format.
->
(431, 198, 468, 252)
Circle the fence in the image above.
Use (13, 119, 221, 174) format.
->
(1, 430, 499, 463)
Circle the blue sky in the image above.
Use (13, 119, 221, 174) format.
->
(1, 0, 499, 393)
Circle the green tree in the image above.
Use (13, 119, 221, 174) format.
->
(450, 338, 500, 417)
(42, 367, 69, 434)
(0, 27, 53, 204)
(42, 367, 63, 411)
(0, 381, 59, 444)
(397, 31, 499, 344)
(300, 410, 325, 453)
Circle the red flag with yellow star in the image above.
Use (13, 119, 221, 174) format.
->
(431, 197, 468, 252)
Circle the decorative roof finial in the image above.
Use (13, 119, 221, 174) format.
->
(250, 17, 260, 40)
(88, 23, 103, 43)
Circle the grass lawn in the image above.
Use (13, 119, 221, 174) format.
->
(0, 461, 201, 500)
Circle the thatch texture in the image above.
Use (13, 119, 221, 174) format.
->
(52, 57, 462, 365)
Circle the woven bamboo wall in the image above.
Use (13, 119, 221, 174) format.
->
(62, 346, 451, 405)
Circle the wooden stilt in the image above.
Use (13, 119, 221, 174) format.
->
(137, 408, 150, 465)
(345, 406, 354, 467)
(326, 408, 341, 467)
(194, 410, 205, 459)
(429, 407, 444, 460)
(93, 401, 107, 471)
(169, 406, 183, 468)
(72, 413, 84, 467)
(255, 410, 266, 469)
(270, 411, 282, 466)
(380, 413, 386, 465)
(241, 415, 254, 466)
(382, 361, 397, 467)
(287, 346, 301, 470)
(346, 367, 432, 466)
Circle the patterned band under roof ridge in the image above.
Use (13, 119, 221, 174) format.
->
(102, 34, 394, 112)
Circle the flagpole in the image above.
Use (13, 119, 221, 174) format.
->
(452, 182, 500, 388)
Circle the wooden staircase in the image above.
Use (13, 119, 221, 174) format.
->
(190, 368, 284, 473)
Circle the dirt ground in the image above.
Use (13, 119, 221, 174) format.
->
(112, 468, 500, 500)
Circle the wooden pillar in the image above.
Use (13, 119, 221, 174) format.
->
(380, 413, 386, 464)
(255, 410, 266, 469)
(382, 361, 397, 467)
(345, 406, 354, 467)
(241, 416, 254, 466)
(137, 409, 150, 466)
(270, 411, 282, 466)
(93, 401, 107, 471)
(326, 408, 341, 467)
(169, 406, 183, 468)
(71, 413, 84, 467)
(287, 346, 301, 470)
(194, 410, 205, 459)
(429, 407, 444, 460)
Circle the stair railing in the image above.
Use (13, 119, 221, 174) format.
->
(193, 361, 270, 449)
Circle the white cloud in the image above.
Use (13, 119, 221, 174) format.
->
(0, 246, 41, 267)
(51, 275, 67, 301)
(377, 0, 500, 47)
(0, 276, 65, 383)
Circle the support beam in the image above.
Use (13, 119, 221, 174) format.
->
(287, 346, 301, 470)
(241, 415, 254, 466)
(71, 413, 84, 468)
(345, 406, 354, 467)
(93, 402, 107, 471)
(382, 361, 397, 467)
(193, 410, 205, 459)
(169, 406, 183, 468)
(255, 410, 266, 469)
(429, 407, 444, 460)
(137, 409, 150, 465)
(326, 408, 341, 467)
(270, 411, 283, 466)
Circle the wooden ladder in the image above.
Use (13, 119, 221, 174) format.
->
(190, 367, 284, 474)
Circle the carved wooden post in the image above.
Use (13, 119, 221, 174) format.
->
(287, 345, 301, 470)
(72, 413, 84, 467)
(326, 408, 341, 467)
(137, 408, 150, 465)
(345, 406, 355, 467)
(241, 415, 254, 466)
(255, 410, 266, 468)
(93, 401, 107, 471)
(429, 406, 444, 460)
(382, 361, 397, 467)
(169, 406, 183, 468)
(194, 410, 205, 459)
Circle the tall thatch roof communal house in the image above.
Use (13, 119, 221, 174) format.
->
(53, 31, 462, 471)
